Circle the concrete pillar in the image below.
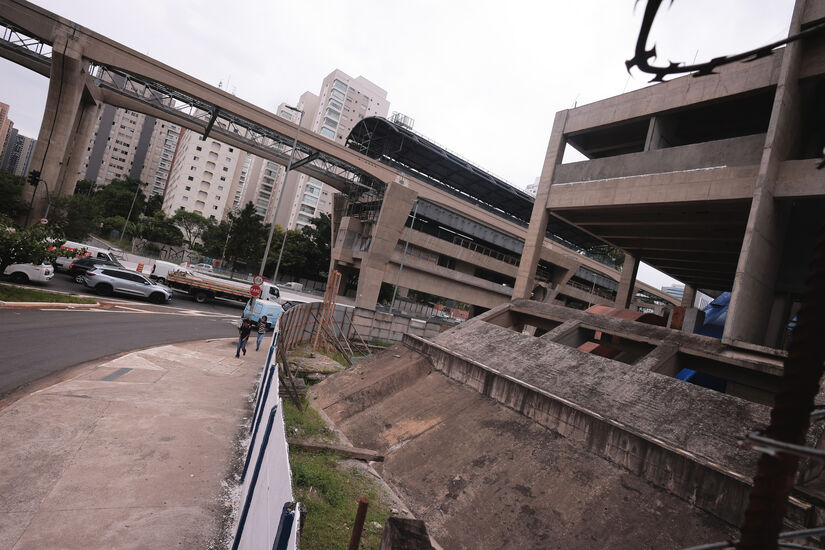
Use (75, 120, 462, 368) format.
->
(724, 2, 804, 346)
(682, 308, 705, 334)
(680, 285, 696, 308)
(513, 110, 569, 299)
(354, 182, 417, 309)
(615, 254, 639, 309)
(57, 98, 100, 196)
(24, 32, 86, 223)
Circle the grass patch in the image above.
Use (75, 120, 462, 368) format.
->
(0, 283, 96, 304)
(283, 397, 338, 443)
(284, 398, 391, 549)
(290, 450, 390, 550)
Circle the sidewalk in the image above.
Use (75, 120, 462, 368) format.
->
(0, 338, 264, 549)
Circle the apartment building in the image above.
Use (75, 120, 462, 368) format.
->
(161, 129, 242, 219)
(285, 70, 389, 231)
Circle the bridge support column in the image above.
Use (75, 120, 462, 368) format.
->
(615, 254, 639, 310)
(724, 3, 803, 347)
(514, 110, 568, 300)
(680, 285, 696, 308)
(57, 96, 100, 196)
(24, 33, 86, 223)
(354, 183, 417, 310)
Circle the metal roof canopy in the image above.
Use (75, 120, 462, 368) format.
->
(346, 117, 605, 252)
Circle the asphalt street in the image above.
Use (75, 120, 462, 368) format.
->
(0, 304, 242, 403)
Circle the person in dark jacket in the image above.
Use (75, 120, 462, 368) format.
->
(236, 319, 251, 358)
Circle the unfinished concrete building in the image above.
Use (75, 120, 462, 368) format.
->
(514, 0, 825, 350)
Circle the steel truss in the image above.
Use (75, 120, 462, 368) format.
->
(0, 20, 52, 70)
(89, 65, 383, 197)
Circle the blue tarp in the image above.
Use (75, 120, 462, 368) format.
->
(695, 292, 730, 339)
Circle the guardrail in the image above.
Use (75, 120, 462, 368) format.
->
(231, 333, 301, 550)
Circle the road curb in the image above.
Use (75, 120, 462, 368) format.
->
(0, 300, 101, 309)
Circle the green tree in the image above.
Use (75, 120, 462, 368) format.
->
(48, 194, 102, 241)
(0, 222, 66, 275)
(224, 203, 268, 272)
(172, 210, 211, 249)
(73, 179, 98, 196)
(199, 218, 231, 258)
(95, 178, 147, 219)
(0, 171, 28, 220)
(300, 213, 332, 279)
(143, 194, 164, 218)
(135, 212, 183, 246)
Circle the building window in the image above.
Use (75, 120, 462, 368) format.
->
(329, 99, 343, 111)
(320, 127, 335, 139)
(332, 79, 347, 92)
(331, 89, 345, 102)
(196, 146, 202, 151)
(187, 176, 194, 181)
(326, 108, 340, 120)
(185, 186, 191, 191)
(323, 118, 338, 129)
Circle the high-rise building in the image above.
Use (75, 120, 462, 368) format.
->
(0, 102, 12, 160)
(0, 127, 19, 172)
(14, 135, 36, 177)
(282, 70, 390, 231)
(139, 121, 181, 196)
(79, 105, 179, 195)
(161, 129, 243, 220)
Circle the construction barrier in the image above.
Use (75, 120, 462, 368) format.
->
(232, 332, 300, 550)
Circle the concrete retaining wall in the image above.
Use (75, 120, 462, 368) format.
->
(402, 333, 813, 528)
(352, 307, 446, 343)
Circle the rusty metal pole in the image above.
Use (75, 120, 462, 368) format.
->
(737, 213, 825, 549)
(347, 497, 369, 550)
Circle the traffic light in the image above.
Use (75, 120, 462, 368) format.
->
(27, 170, 41, 186)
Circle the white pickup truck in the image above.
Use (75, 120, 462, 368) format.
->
(53, 240, 121, 272)
(4, 262, 55, 284)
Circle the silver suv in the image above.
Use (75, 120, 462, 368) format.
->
(82, 266, 173, 304)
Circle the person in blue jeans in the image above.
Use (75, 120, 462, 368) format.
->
(255, 315, 268, 351)
(236, 319, 251, 358)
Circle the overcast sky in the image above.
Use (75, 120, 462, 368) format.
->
(0, 0, 795, 289)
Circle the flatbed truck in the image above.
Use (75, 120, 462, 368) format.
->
(166, 270, 280, 304)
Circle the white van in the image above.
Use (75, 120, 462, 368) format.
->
(54, 240, 121, 272)
(150, 260, 189, 283)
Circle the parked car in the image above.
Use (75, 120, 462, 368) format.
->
(191, 263, 214, 273)
(66, 257, 124, 283)
(82, 266, 173, 304)
(4, 262, 54, 284)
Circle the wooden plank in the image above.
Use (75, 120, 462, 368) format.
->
(287, 439, 384, 462)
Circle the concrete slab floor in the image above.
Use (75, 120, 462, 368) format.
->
(0, 338, 263, 550)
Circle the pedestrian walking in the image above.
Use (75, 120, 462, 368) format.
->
(236, 319, 251, 358)
(255, 315, 268, 351)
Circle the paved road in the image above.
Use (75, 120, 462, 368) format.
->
(0, 303, 242, 402)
